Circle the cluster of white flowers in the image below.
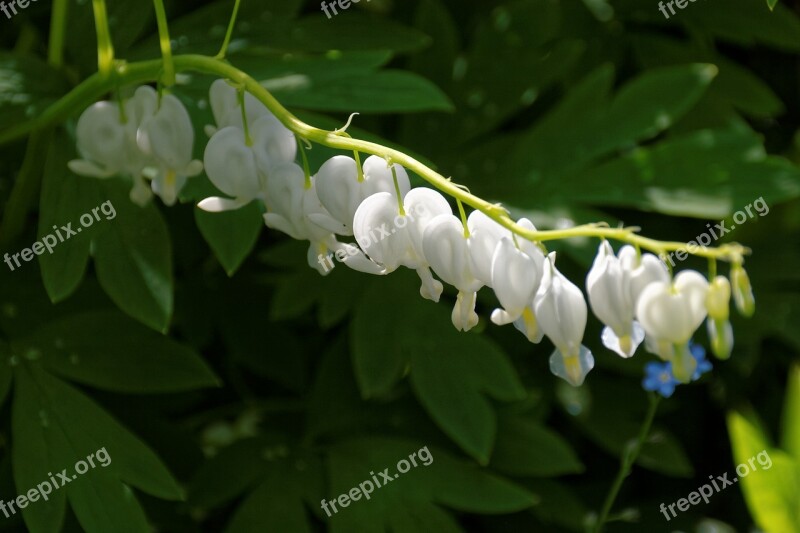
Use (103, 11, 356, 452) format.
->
(70, 80, 753, 387)
(69, 86, 203, 206)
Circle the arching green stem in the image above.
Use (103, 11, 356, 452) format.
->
(91, 0, 115, 77)
(48, 0, 69, 67)
(216, 0, 243, 59)
(152, 0, 176, 87)
(0, 53, 750, 264)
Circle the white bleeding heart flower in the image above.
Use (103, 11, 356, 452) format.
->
(69, 86, 160, 205)
(423, 214, 483, 331)
(490, 218, 546, 343)
(636, 270, 709, 382)
(207, 79, 270, 134)
(467, 210, 511, 288)
(313, 155, 410, 235)
(137, 92, 203, 206)
(200, 127, 262, 212)
(587, 242, 645, 358)
(534, 252, 593, 386)
(353, 187, 451, 301)
(619, 245, 671, 304)
(69, 101, 135, 179)
(263, 163, 382, 276)
(353, 192, 414, 269)
(199, 114, 297, 212)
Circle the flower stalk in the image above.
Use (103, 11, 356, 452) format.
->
(0, 53, 749, 264)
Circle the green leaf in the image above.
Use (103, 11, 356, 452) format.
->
(326, 437, 536, 532)
(195, 202, 263, 277)
(225, 461, 318, 533)
(782, 365, 800, 462)
(12, 367, 67, 533)
(727, 411, 800, 533)
(267, 14, 431, 54)
(188, 438, 271, 509)
(189, 435, 322, 533)
(352, 273, 526, 462)
(527, 479, 590, 531)
(502, 63, 716, 191)
(15, 311, 219, 394)
(132, 8, 426, 59)
(270, 70, 453, 113)
(402, 0, 582, 147)
(491, 415, 584, 477)
(37, 131, 102, 303)
(14, 364, 185, 506)
(92, 181, 173, 332)
(631, 34, 784, 119)
(603, 63, 718, 143)
(0, 54, 70, 133)
(767, 0, 779, 9)
(562, 128, 800, 218)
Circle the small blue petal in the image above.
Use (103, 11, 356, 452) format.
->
(642, 360, 680, 397)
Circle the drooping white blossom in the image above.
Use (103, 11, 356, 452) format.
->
(423, 214, 483, 331)
(636, 270, 709, 382)
(200, 114, 297, 212)
(137, 92, 203, 206)
(467, 210, 510, 288)
(353, 187, 451, 301)
(313, 155, 410, 235)
(263, 163, 382, 276)
(490, 218, 545, 343)
(534, 252, 593, 386)
(586, 242, 656, 358)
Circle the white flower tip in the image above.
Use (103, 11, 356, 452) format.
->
(601, 323, 645, 358)
(419, 278, 443, 303)
(198, 197, 247, 212)
(549, 346, 594, 386)
(491, 308, 515, 326)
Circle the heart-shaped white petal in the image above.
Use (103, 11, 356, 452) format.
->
(534, 253, 587, 358)
(209, 79, 269, 130)
(403, 187, 452, 266)
(491, 237, 540, 323)
(635, 270, 709, 344)
(352, 192, 411, 271)
(138, 94, 195, 170)
(423, 214, 481, 292)
(619, 246, 670, 304)
(203, 127, 262, 200)
(362, 155, 410, 199)
(467, 210, 510, 287)
(72, 101, 128, 176)
(250, 113, 297, 173)
(315, 156, 362, 235)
